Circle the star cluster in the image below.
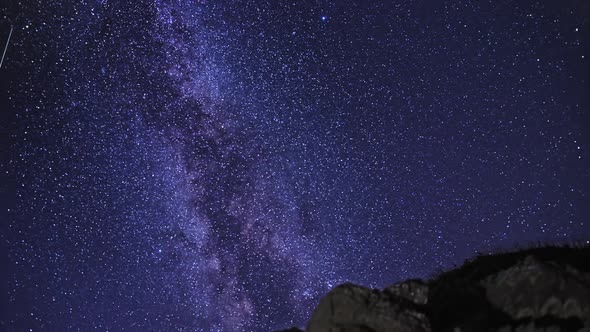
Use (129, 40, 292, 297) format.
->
(4, 1, 590, 331)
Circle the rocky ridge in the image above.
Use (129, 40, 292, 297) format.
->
(277, 245, 590, 332)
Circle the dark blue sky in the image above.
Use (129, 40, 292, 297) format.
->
(3, 1, 590, 331)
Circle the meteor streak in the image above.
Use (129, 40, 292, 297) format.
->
(0, 26, 14, 69)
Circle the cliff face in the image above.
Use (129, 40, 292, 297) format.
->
(277, 245, 590, 332)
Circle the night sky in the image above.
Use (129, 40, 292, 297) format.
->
(3, 0, 590, 331)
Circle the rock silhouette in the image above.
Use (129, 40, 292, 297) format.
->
(276, 245, 590, 332)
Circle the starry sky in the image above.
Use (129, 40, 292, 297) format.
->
(3, 0, 590, 331)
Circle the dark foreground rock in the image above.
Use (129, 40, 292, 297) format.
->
(276, 245, 590, 332)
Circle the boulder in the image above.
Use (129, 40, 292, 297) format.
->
(306, 283, 430, 332)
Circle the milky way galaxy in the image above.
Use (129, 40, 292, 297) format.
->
(4, 1, 590, 331)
